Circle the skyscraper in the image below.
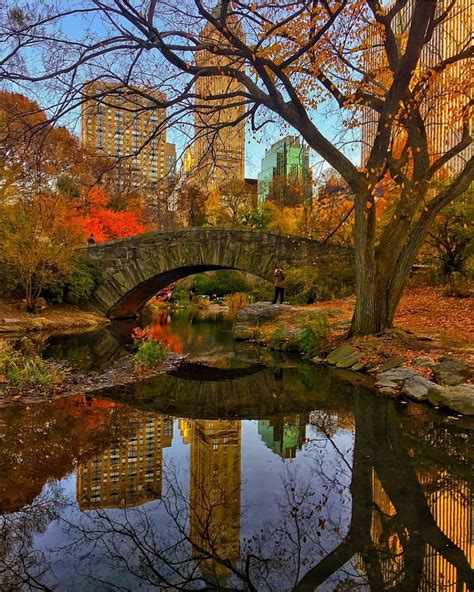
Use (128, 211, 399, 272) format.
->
(258, 136, 312, 205)
(188, 419, 241, 584)
(192, 5, 246, 189)
(360, 1, 473, 173)
(77, 413, 173, 509)
(81, 81, 176, 192)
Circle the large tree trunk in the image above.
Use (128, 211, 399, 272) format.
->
(351, 195, 428, 335)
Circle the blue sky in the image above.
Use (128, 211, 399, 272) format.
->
(3, 1, 361, 181)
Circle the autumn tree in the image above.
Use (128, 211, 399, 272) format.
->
(72, 186, 147, 242)
(0, 91, 114, 201)
(207, 178, 257, 226)
(1, 1, 472, 333)
(176, 183, 208, 227)
(0, 195, 83, 310)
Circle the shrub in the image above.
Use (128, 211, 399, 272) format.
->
(297, 316, 330, 359)
(43, 256, 101, 304)
(443, 272, 473, 298)
(132, 339, 168, 369)
(0, 339, 62, 386)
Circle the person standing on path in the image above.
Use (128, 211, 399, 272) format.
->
(272, 266, 286, 304)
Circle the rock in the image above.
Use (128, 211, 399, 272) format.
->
(432, 358, 471, 386)
(271, 327, 304, 352)
(375, 378, 399, 389)
(336, 352, 360, 369)
(377, 367, 416, 382)
(327, 345, 355, 365)
(233, 302, 294, 340)
(412, 356, 436, 368)
(401, 375, 443, 401)
(351, 362, 366, 372)
(378, 386, 398, 396)
(311, 356, 322, 364)
(428, 383, 474, 415)
(378, 356, 406, 372)
(33, 297, 48, 312)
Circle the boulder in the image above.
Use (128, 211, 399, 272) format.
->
(376, 367, 416, 382)
(412, 356, 436, 368)
(378, 356, 405, 372)
(233, 303, 294, 340)
(327, 345, 355, 365)
(428, 383, 474, 415)
(432, 358, 471, 386)
(336, 352, 361, 369)
(401, 375, 442, 401)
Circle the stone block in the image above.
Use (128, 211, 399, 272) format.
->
(432, 358, 471, 386)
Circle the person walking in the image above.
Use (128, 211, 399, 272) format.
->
(272, 266, 286, 304)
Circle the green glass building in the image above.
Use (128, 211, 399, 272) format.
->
(257, 135, 312, 204)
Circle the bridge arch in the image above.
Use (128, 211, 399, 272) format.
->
(82, 228, 352, 318)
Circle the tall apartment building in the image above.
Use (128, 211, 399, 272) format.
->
(186, 419, 241, 584)
(192, 5, 246, 189)
(258, 136, 312, 204)
(361, 1, 473, 173)
(77, 413, 173, 509)
(81, 81, 176, 191)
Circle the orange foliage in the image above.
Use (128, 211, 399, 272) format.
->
(73, 186, 147, 243)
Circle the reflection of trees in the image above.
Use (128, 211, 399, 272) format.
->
(0, 485, 68, 591)
(295, 393, 473, 592)
(0, 397, 134, 512)
(2, 393, 472, 591)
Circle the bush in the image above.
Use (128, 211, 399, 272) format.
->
(132, 339, 168, 369)
(0, 339, 62, 386)
(443, 272, 473, 298)
(43, 256, 101, 304)
(297, 316, 330, 359)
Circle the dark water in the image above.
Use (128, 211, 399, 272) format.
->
(1, 311, 473, 591)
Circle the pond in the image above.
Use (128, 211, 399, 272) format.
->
(1, 310, 473, 591)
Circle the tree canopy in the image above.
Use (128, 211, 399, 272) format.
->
(0, 0, 472, 333)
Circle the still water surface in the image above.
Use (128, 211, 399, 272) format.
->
(1, 311, 473, 591)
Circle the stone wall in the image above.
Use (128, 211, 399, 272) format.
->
(80, 228, 352, 318)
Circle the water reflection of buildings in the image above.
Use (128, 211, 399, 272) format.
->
(258, 415, 306, 460)
(77, 414, 173, 509)
(179, 418, 241, 584)
(359, 471, 473, 591)
(420, 473, 473, 592)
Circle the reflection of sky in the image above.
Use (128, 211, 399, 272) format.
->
(31, 417, 357, 590)
(4, 4, 361, 180)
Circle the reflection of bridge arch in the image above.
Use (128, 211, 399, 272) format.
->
(169, 362, 266, 382)
(81, 228, 352, 318)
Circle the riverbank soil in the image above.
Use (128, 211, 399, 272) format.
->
(0, 300, 108, 334)
(311, 286, 473, 370)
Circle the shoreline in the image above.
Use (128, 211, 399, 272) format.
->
(0, 301, 109, 335)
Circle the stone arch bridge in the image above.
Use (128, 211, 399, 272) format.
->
(81, 228, 352, 318)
